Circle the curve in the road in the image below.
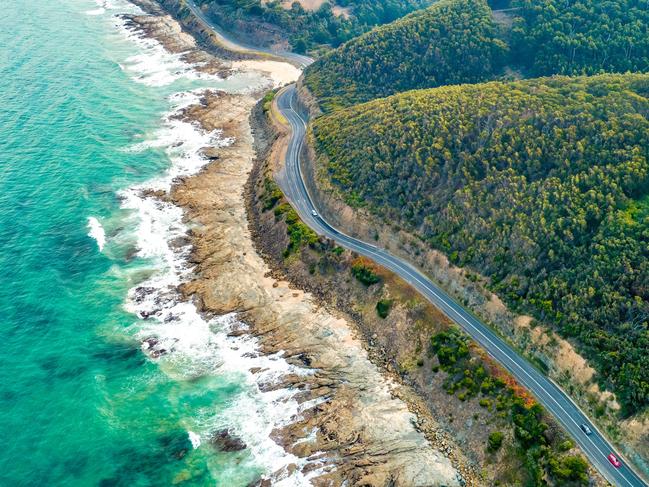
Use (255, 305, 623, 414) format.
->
(275, 85, 647, 487)
(184, 0, 313, 67)
(171, 2, 646, 484)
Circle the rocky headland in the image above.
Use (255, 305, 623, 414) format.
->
(126, 2, 468, 485)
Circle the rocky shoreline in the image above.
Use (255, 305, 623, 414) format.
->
(126, 2, 468, 485)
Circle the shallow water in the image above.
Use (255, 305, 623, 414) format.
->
(0, 1, 308, 485)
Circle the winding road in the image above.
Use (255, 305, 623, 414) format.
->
(275, 85, 647, 487)
(185, 0, 312, 67)
(177, 2, 646, 485)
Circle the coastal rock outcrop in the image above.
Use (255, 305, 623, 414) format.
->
(170, 90, 463, 486)
(130, 2, 466, 485)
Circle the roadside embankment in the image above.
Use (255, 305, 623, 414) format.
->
(292, 75, 649, 477)
(129, 2, 468, 484)
(258, 85, 611, 486)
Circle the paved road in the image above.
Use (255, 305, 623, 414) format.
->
(173, 3, 646, 484)
(185, 0, 313, 67)
(275, 85, 647, 487)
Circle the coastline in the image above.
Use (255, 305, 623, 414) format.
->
(295, 78, 649, 477)
(121, 1, 467, 485)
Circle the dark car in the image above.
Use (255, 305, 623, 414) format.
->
(580, 424, 593, 435)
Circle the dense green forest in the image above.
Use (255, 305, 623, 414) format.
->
(196, 0, 433, 52)
(302, 0, 649, 110)
(302, 0, 507, 111)
(311, 73, 649, 416)
(509, 0, 649, 76)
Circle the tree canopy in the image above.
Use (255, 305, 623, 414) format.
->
(303, 0, 507, 111)
(197, 0, 434, 52)
(311, 73, 649, 415)
(510, 0, 649, 76)
(302, 0, 649, 110)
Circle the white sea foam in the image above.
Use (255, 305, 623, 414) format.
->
(87, 216, 106, 251)
(85, 7, 105, 15)
(102, 2, 324, 482)
(113, 15, 222, 88)
(124, 92, 233, 193)
(86, 0, 141, 16)
(113, 11, 279, 91)
(188, 431, 201, 449)
(115, 80, 322, 486)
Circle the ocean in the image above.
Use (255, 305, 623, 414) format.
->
(0, 1, 307, 485)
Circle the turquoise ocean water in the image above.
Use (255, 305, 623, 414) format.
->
(0, 1, 309, 485)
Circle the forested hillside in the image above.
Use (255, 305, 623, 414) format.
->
(302, 0, 649, 110)
(302, 0, 507, 111)
(510, 0, 649, 76)
(311, 73, 649, 416)
(195, 0, 433, 53)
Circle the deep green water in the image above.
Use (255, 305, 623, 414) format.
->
(0, 1, 306, 485)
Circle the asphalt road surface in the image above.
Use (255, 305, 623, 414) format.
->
(275, 85, 647, 487)
(185, 0, 313, 67)
(171, 3, 646, 484)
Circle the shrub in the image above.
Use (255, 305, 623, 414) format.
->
(376, 299, 392, 318)
(331, 246, 344, 256)
(430, 329, 469, 368)
(351, 258, 380, 286)
(548, 454, 589, 483)
(262, 90, 275, 114)
(558, 439, 574, 452)
(487, 431, 504, 452)
(479, 398, 491, 409)
(262, 178, 284, 211)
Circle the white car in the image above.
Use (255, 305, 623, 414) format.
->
(311, 209, 318, 217)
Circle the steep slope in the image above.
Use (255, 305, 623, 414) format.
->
(302, 0, 507, 111)
(194, 0, 435, 53)
(510, 0, 649, 77)
(311, 73, 649, 416)
(302, 0, 649, 111)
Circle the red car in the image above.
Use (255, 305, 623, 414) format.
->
(608, 453, 622, 468)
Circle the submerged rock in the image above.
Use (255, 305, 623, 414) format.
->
(141, 336, 175, 359)
(209, 430, 247, 452)
(132, 286, 156, 304)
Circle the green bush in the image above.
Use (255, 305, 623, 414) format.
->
(548, 454, 589, 484)
(430, 329, 469, 368)
(376, 299, 392, 318)
(284, 208, 318, 255)
(262, 178, 284, 211)
(558, 439, 574, 452)
(479, 398, 491, 409)
(261, 90, 275, 114)
(351, 261, 381, 286)
(487, 431, 504, 452)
